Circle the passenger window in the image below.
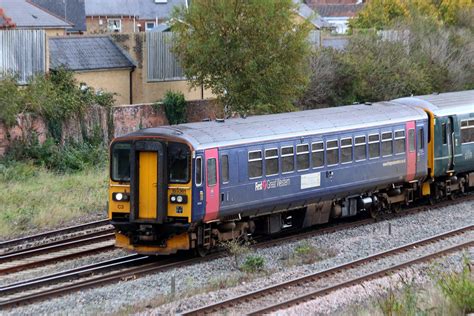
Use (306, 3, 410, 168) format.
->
(221, 155, 229, 183)
(248, 151, 263, 179)
(195, 157, 202, 186)
(355, 136, 366, 161)
(296, 144, 310, 171)
(381, 132, 393, 156)
(265, 148, 279, 176)
(369, 134, 380, 159)
(326, 140, 339, 166)
(281, 146, 295, 173)
(409, 129, 415, 152)
(311, 142, 324, 168)
(340, 138, 353, 163)
(442, 123, 447, 145)
(461, 120, 474, 144)
(207, 158, 217, 186)
(418, 128, 424, 150)
(394, 130, 406, 155)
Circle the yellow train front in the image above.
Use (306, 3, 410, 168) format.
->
(109, 134, 196, 255)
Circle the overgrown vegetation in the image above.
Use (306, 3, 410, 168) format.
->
(162, 90, 187, 125)
(220, 237, 266, 273)
(0, 68, 114, 172)
(171, 0, 312, 115)
(300, 1, 473, 108)
(0, 162, 107, 238)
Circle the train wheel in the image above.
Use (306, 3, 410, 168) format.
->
(196, 246, 209, 257)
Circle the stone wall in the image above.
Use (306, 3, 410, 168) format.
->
(0, 99, 222, 156)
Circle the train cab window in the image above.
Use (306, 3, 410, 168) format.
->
(369, 134, 380, 159)
(311, 142, 324, 168)
(381, 132, 393, 157)
(168, 143, 190, 183)
(195, 157, 202, 186)
(355, 136, 367, 161)
(111, 142, 131, 182)
(408, 129, 416, 152)
(281, 146, 295, 173)
(418, 128, 424, 150)
(248, 151, 263, 179)
(296, 144, 310, 171)
(340, 138, 353, 164)
(265, 148, 279, 176)
(207, 158, 217, 186)
(326, 140, 339, 166)
(461, 120, 474, 144)
(442, 123, 447, 145)
(394, 130, 406, 155)
(221, 155, 229, 183)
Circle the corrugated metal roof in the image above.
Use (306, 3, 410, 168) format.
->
(84, 0, 187, 20)
(0, 0, 72, 28)
(393, 90, 474, 116)
(49, 36, 135, 71)
(120, 101, 427, 150)
(30, 0, 86, 32)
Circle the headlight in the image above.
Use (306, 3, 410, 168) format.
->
(170, 195, 187, 204)
(176, 195, 183, 203)
(112, 192, 129, 202)
(171, 196, 177, 202)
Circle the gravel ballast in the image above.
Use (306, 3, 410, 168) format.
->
(3, 200, 473, 315)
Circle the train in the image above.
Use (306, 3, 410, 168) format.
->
(108, 90, 474, 255)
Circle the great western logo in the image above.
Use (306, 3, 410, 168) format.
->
(255, 178, 291, 191)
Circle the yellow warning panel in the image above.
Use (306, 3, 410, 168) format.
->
(139, 151, 157, 219)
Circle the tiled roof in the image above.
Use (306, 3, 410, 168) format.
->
(0, 0, 72, 28)
(315, 4, 364, 17)
(84, 0, 187, 20)
(30, 0, 86, 32)
(295, 0, 329, 29)
(49, 36, 135, 71)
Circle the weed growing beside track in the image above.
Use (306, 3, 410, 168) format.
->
(0, 163, 107, 239)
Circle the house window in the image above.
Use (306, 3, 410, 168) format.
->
(107, 19, 122, 32)
(145, 22, 156, 31)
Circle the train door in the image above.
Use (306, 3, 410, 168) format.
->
(204, 148, 220, 221)
(447, 117, 455, 172)
(130, 141, 166, 223)
(416, 124, 426, 178)
(406, 121, 416, 181)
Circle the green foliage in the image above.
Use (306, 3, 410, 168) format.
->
(436, 257, 474, 314)
(241, 255, 265, 273)
(162, 90, 187, 125)
(0, 74, 25, 127)
(221, 237, 252, 270)
(171, 0, 312, 115)
(376, 276, 424, 316)
(349, 0, 473, 30)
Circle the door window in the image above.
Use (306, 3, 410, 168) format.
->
(207, 158, 217, 186)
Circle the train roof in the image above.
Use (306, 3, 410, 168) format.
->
(120, 101, 427, 150)
(393, 90, 474, 116)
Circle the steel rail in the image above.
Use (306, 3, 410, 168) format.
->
(181, 224, 473, 315)
(0, 219, 110, 248)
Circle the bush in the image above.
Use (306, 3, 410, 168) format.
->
(436, 256, 474, 314)
(241, 255, 265, 273)
(221, 237, 252, 270)
(162, 90, 187, 125)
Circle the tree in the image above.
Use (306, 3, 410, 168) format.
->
(171, 0, 312, 115)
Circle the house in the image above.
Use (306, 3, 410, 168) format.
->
(85, 0, 189, 34)
(0, 0, 72, 36)
(49, 36, 136, 105)
(305, 0, 364, 34)
(30, 0, 86, 34)
(294, 0, 329, 30)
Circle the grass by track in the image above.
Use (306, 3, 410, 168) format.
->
(0, 162, 107, 240)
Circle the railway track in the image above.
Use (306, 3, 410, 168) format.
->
(181, 224, 473, 315)
(0, 219, 114, 274)
(1, 195, 472, 309)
